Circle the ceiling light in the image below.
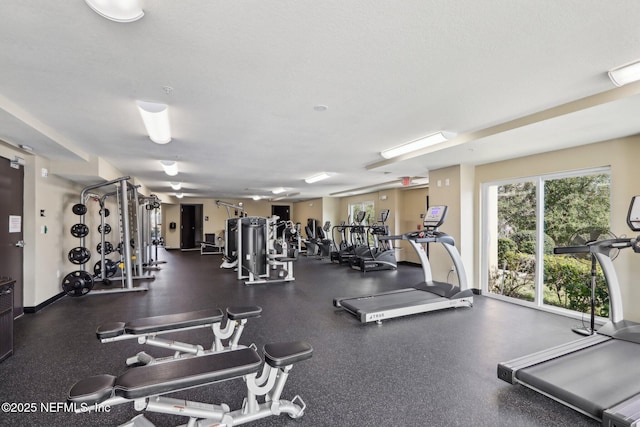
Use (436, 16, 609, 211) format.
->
(305, 172, 331, 184)
(175, 192, 184, 199)
(272, 187, 286, 194)
(137, 101, 171, 144)
(380, 131, 455, 159)
(20, 144, 33, 152)
(252, 195, 262, 201)
(160, 160, 178, 176)
(84, 0, 144, 23)
(608, 59, 640, 87)
(169, 182, 181, 190)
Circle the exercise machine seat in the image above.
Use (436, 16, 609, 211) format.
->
(264, 341, 313, 367)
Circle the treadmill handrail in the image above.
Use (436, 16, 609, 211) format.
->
(381, 231, 456, 246)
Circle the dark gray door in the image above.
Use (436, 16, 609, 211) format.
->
(0, 157, 24, 317)
(180, 205, 196, 249)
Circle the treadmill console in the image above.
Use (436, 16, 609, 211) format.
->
(423, 205, 448, 230)
(628, 195, 640, 232)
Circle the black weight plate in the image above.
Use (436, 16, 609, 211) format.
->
(72, 203, 87, 215)
(62, 271, 94, 297)
(98, 224, 111, 235)
(96, 241, 114, 255)
(68, 247, 90, 265)
(70, 223, 89, 238)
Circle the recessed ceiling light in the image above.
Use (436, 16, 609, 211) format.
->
(313, 105, 328, 112)
(169, 182, 181, 190)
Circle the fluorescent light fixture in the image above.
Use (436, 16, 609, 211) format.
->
(608, 59, 640, 87)
(271, 187, 287, 194)
(380, 131, 455, 159)
(137, 101, 171, 144)
(169, 182, 181, 190)
(84, 0, 144, 23)
(175, 192, 184, 199)
(305, 172, 331, 184)
(160, 160, 178, 176)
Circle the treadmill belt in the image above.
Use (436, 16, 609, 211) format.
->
(340, 289, 444, 312)
(517, 339, 640, 419)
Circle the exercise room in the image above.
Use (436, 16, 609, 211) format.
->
(1, 2, 640, 426)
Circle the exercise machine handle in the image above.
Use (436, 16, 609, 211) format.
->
(553, 245, 590, 255)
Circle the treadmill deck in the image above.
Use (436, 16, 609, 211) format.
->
(516, 338, 640, 420)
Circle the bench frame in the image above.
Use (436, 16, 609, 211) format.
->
(97, 306, 261, 366)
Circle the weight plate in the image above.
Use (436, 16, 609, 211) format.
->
(70, 223, 89, 238)
(94, 259, 118, 278)
(72, 203, 87, 216)
(96, 241, 114, 255)
(98, 224, 111, 235)
(68, 247, 91, 265)
(61, 270, 94, 297)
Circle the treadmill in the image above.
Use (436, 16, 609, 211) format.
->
(497, 195, 640, 426)
(334, 205, 474, 324)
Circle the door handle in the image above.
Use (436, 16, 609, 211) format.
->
(15, 240, 25, 248)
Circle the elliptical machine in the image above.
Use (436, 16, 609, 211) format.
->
(351, 209, 397, 272)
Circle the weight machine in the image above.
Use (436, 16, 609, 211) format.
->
(238, 216, 297, 285)
(216, 200, 246, 270)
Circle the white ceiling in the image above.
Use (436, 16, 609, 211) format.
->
(1, 1, 640, 201)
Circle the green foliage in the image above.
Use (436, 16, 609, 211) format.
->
(497, 182, 537, 237)
(497, 238, 517, 262)
(543, 255, 609, 317)
(544, 175, 610, 245)
(490, 251, 535, 300)
(510, 231, 555, 254)
(490, 253, 610, 316)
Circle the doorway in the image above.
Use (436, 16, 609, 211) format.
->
(272, 205, 290, 236)
(180, 204, 203, 250)
(0, 156, 24, 317)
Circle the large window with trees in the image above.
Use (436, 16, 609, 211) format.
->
(349, 201, 375, 225)
(482, 168, 611, 318)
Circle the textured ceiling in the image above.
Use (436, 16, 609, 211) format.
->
(1, 1, 639, 201)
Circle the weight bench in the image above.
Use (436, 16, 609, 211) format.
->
(68, 341, 313, 426)
(96, 306, 262, 366)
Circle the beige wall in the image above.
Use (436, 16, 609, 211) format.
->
(475, 136, 640, 321)
(398, 187, 429, 263)
(163, 198, 294, 249)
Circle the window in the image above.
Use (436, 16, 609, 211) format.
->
(482, 168, 611, 319)
(349, 201, 375, 225)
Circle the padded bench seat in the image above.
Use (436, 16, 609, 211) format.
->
(68, 341, 313, 405)
(96, 306, 262, 339)
(69, 347, 262, 404)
